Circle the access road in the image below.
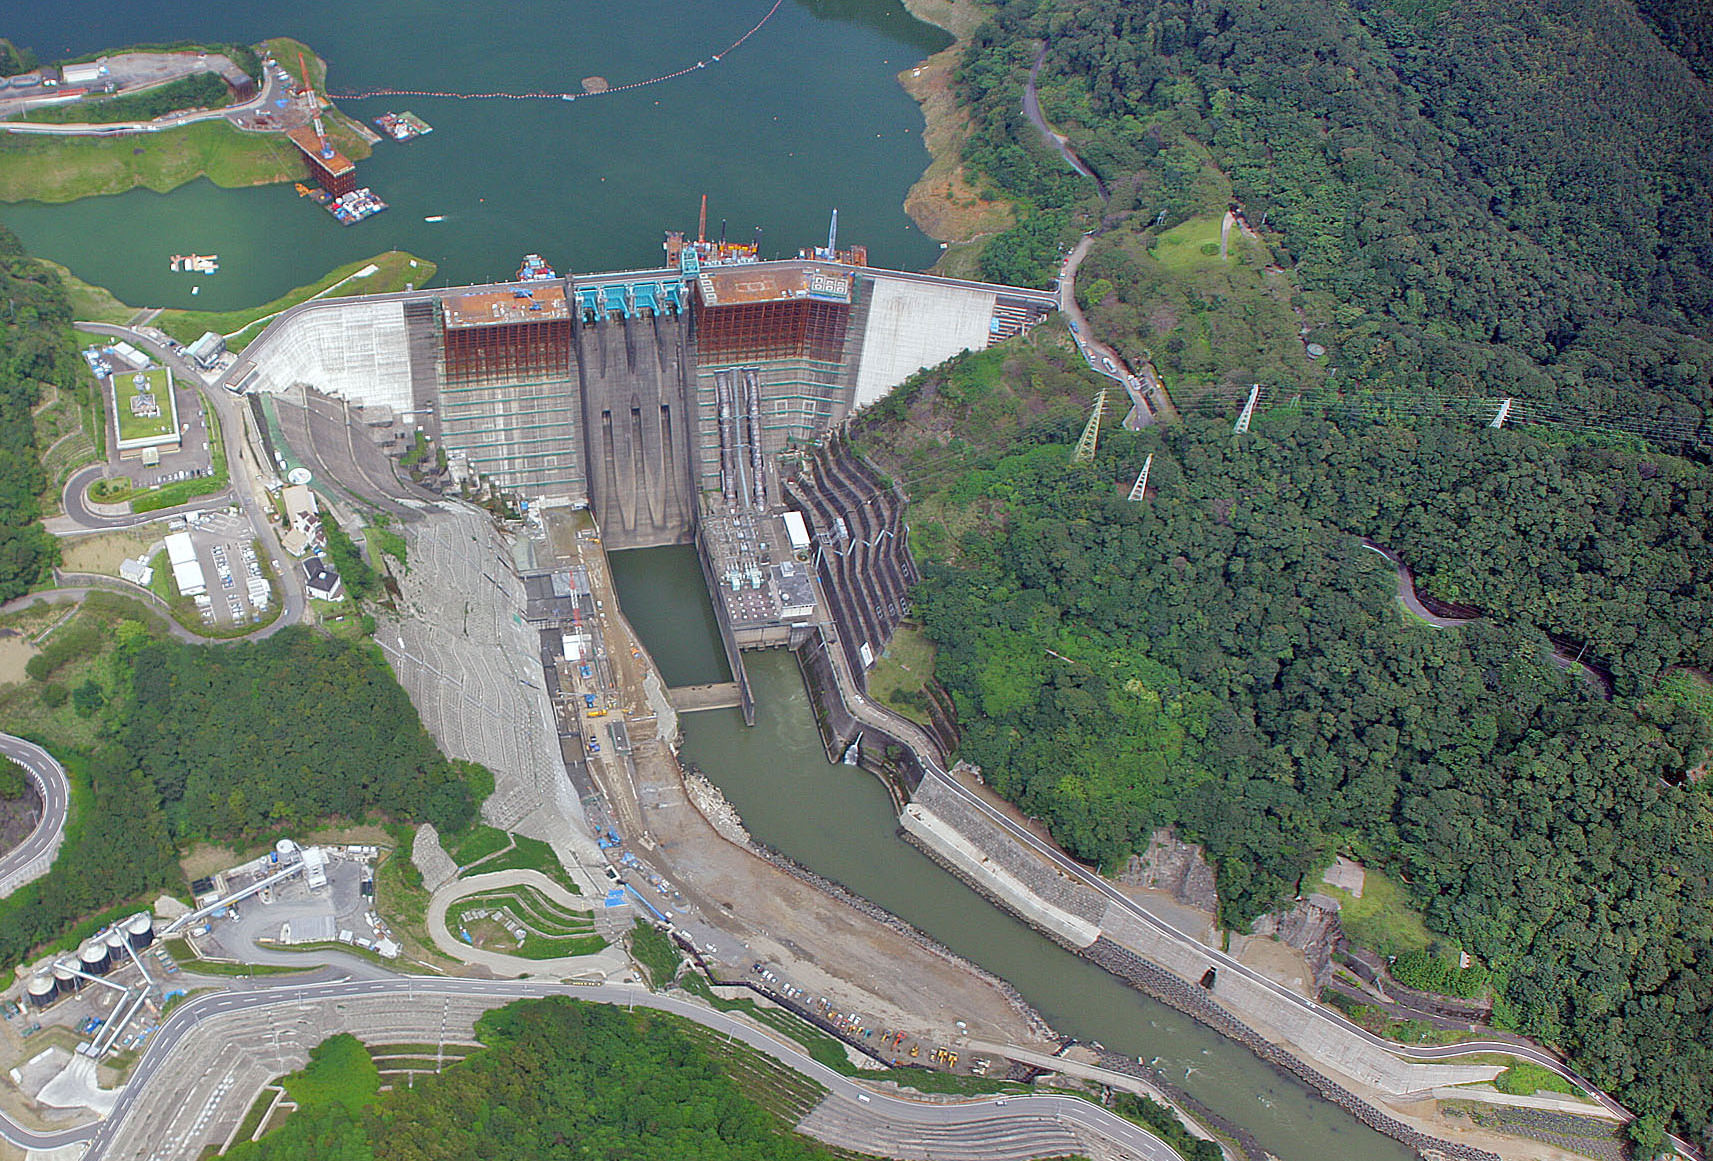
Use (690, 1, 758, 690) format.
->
(0, 734, 70, 899)
(0, 975, 1184, 1161)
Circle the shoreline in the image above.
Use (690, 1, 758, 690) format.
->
(0, 38, 371, 206)
(894, 0, 1016, 256)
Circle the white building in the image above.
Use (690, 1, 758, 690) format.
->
(164, 532, 206, 597)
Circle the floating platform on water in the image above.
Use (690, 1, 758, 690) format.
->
(302, 185, 389, 225)
(374, 111, 433, 141)
(170, 254, 219, 274)
(326, 187, 389, 226)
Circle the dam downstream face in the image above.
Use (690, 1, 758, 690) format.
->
(611, 548, 1415, 1161)
(0, 0, 949, 311)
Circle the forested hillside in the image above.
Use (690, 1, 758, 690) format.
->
(0, 225, 67, 601)
(0, 610, 489, 967)
(855, 339, 1713, 1145)
(226, 998, 875, 1161)
(955, 0, 1713, 443)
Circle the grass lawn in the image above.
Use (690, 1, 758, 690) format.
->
(1321, 865, 1449, 959)
(45, 261, 136, 325)
(866, 624, 936, 726)
(456, 884, 597, 938)
(1493, 1062, 1585, 1099)
(283, 1033, 380, 1115)
(0, 119, 305, 204)
(631, 920, 681, 988)
(1150, 213, 1231, 271)
(465, 833, 581, 895)
(157, 250, 436, 349)
(111, 367, 178, 445)
(445, 823, 509, 867)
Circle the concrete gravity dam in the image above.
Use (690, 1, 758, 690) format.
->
(225, 240, 1058, 551)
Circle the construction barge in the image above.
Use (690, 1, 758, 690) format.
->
(374, 111, 432, 141)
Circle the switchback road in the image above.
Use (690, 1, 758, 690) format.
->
(0, 734, 69, 899)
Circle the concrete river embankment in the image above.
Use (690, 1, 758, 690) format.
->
(611, 547, 1421, 1161)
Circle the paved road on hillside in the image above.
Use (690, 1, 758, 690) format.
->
(0, 61, 290, 137)
(0, 976, 1183, 1161)
(816, 630, 1647, 1133)
(72, 323, 308, 636)
(0, 734, 70, 899)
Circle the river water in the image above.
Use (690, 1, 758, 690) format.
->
(0, 0, 947, 310)
(614, 547, 1414, 1161)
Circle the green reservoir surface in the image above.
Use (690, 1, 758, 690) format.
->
(0, 0, 949, 310)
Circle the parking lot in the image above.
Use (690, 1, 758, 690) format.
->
(171, 509, 275, 629)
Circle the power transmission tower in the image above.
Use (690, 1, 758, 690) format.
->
(1072, 389, 1107, 464)
(1234, 383, 1261, 434)
(1490, 398, 1514, 428)
(1127, 452, 1153, 501)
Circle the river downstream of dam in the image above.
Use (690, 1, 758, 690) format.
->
(611, 548, 1415, 1161)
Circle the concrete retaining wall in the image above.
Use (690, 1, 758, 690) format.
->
(900, 804, 1099, 948)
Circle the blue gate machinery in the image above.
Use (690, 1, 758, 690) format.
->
(327, 0, 786, 104)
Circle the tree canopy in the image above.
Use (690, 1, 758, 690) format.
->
(0, 225, 66, 602)
(226, 998, 872, 1161)
(855, 341, 1713, 1144)
(954, 0, 1713, 446)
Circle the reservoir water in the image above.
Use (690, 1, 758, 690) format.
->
(0, 0, 948, 310)
(614, 548, 1415, 1161)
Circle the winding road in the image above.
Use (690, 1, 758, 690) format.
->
(0, 975, 1183, 1161)
(65, 322, 308, 638)
(815, 634, 1651, 1137)
(0, 734, 70, 900)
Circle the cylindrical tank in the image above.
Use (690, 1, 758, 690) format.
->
(104, 928, 127, 964)
(26, 974, 56, 1009)
(53, 963, 79, 993)
(80, 940, 110, 976)
(126, 912, 155, 950)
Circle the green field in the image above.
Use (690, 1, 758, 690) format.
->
(0, 119, 305, 204)
(866, 624, 936, 727)
(157, 250, 436, 348)
(1321, 865, 1450, 959)
(111, 366, 177, 445)
(1493, 1062, 1584, 1098)
(1149, 213, 1231, 271)
(454, 883, 604, 960)
(460, 832, 580, 894)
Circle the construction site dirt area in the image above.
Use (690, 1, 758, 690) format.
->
(0, 634, 36, 687)
(542, 512, 1046, 1048)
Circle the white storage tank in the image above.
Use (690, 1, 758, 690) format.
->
(79, 939, 110, 976)
(53, 963, 79, 993)
(26, 974, 56, 1009)
(104, 927, 128, 965)
(126, 911, 155, 950)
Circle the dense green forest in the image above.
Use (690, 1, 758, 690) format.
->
(0, 607, 488, 967)
(121, 630, 486, 840)
(0, 226, 66, 602)
(955, 0, 1713, 447)
(855, 340, 1713, 1144)
(226, 998, 871, 1161)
